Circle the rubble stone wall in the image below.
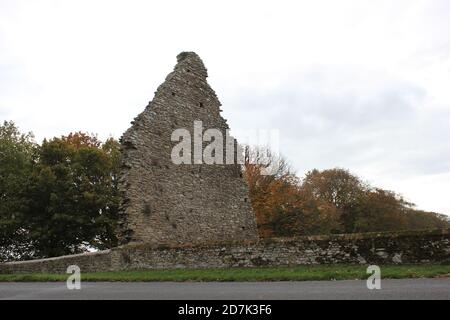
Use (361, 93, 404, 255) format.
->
(2, 229, 448, 274)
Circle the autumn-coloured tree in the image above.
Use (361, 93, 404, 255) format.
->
(352, 188, 411, 232)
(244, 147, 297, 237)
(244, 153, 449, 238)
(61, 132, 101, 149)
(243, 147, 342, 237)
(302, 168, 367, 232)
(404, 210, 450, 230)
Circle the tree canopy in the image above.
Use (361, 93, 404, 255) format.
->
(0, 122, 120, 261)
(0, 121, 37, 260)
(244, 148, 450, 238)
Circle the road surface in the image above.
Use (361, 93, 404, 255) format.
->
(0, 278, 449, 300)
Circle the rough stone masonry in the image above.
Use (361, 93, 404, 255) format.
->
(1, 230, 449, 273)
(117, 52, 259, 246)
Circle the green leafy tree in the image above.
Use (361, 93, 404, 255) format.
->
(25, 133, 121, 258)
(0, 121, 37, 261)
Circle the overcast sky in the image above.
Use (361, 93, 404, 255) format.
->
(1, 0, 449, 215)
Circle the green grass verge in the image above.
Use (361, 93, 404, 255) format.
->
(1, 264, 449, 282)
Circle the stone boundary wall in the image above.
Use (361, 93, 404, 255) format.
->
(1, 229, 449, 274)
(0, 250, 112, 274)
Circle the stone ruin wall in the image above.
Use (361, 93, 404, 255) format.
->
(117, 52, 258, 246)
(1, 229, 449, 274)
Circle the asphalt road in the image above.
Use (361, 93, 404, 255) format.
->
(0, 278, 449, 300)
